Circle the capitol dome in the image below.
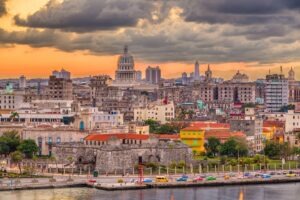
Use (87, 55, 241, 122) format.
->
(117, 45, 135, 71)
(115, 45, 137, 82)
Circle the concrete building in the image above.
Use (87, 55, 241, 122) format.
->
(263, 110, 300, 133)
(46, 75, 73, 100)
(52, 69, 71, 79)
(19, 75, 27, 89)
(22, 126, 88, 156)
(134, 100, 175, 124)
(194, 61, 200, 81)
(146, 66, 161, 84)
(73, 107, 124, 131)
(0, 89, 26, 110)
(264, 73, 288, 112)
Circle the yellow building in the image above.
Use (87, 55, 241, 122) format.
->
(180, 127, 205, 152)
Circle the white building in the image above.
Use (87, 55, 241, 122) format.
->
(263, 110, 300, 133)
(264, 74, 289, 112)
(0, 89, 26, 110)
(134, 100, 175, 124)
(74, 107, 124, 131)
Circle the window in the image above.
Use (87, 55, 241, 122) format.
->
(56, 137, 61, 144)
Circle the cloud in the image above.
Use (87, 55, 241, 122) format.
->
(1, 0, 300, 66)
(0, 0, 7, 17)
(180, 0, 300, 25)
(14, 0, 163, 32)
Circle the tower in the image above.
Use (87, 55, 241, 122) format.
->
(205, 65, 212, 81)
(288, 67, 295, 81)
(194, 61, 200, 80)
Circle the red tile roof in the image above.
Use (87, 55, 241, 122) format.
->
(154, 134, 180, 140)
(84, 133, 149, 141)
(189, 122, 230, 129)
(205, 130, 246, 140)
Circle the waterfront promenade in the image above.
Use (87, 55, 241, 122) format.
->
(1, 171, 300, 192)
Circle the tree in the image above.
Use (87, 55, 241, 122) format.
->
(17, 139, 38, 159)
(156, 124, 178, 134)
(11, 151, 24, 174)
(220, 137, 248, 157)
(0, 130, 20, 155)
(144, 119, 160, 133)
(9, 112, 20, 122)
(204, 137, 221, 157)
(279, 142, 292, 160)
(264, 141, 281, 159)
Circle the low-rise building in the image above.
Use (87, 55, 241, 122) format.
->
(22, 126, 88, 156)
(134, 100, 175, 124)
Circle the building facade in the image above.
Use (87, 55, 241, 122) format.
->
(146, 66, 161, 84)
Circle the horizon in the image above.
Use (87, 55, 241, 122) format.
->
(0, 0, 300, 80)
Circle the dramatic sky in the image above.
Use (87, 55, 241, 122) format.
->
(0, 0, 299, 80)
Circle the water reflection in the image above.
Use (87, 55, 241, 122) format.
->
(0, 183, 299, 200)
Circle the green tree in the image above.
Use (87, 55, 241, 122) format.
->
(0, 130, 20, 155)
(17, 139, 38, 159)
(156, 124, 177, 134)
(11, 151, 24, 174)
(204, 137, 221, 157)
(9, 112, 20, 122)
(144, 119, 160, 133)
(279, 142, 292, 160)
(264, 141, 281, 159)
(220, 137, 248, 157)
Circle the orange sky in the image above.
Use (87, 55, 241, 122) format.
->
(0, 44, 299, 80)
(0, 0, 299, 80)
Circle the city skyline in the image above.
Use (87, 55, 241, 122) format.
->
(0, 0, 300, 80)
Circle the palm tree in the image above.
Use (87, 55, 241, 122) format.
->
(9, 112, 19, 122)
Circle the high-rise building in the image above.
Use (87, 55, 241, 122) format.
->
(264, 73, 289, 112)
(146, 66, 161, 84)
(52, 69, 71, 80)
(46, 75, 73, 100)
(19, 75, 27, 89)
(136, 71, 142, 81)
(194, 61, 200, 80)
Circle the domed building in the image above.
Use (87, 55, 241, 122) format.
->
(115, 45, 138, 83)
(231, 70, 249, 83)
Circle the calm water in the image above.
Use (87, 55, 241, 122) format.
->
(0, 183, 299, 200)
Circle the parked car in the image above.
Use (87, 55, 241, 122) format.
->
(155, 176, 168, 183)
(193, 176, 204, 182)
(261, 174, 271, 179)
(177, 176, 188, 182)
(286, 173, 297, 177)
(87, 179, 97, 183)
(143, 178, 153, 183)
(206, 176, 217, 181)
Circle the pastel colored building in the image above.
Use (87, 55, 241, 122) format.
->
(180, 127, 205, 153)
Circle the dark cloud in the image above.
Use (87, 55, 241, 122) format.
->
(180, 0, 300, 25)
(14, 0, 158, 32)
(1, 0, 300, 65)
(0, 0, 7, 17)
